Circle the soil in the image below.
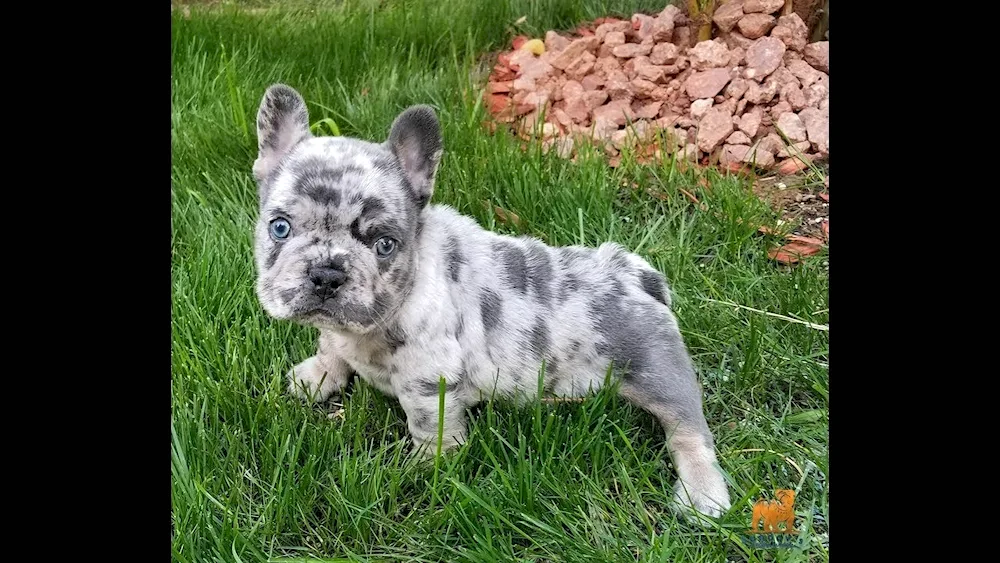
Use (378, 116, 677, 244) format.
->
(752, 166, 828, 241)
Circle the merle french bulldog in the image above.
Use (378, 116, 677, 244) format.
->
(251, 84, 731, 517)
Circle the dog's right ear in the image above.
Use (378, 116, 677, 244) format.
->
(253, 84, 311, 185)
(386, 105, 443, 208)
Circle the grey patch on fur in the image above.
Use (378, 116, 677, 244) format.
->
(479, 289, 503, 332)
(590, 281, 648, 376)
(555, 247, 591, 301)
(385, 326, 406, 353)
(266, 243, 284, 269)
(493, 241, 527, 293)
(618, 326, 706, 431)
(524, 242, 554, 303)
(377, 256, 395, 274)
(413, 407, 434, 430)
(386, 255, 412, 286)
(640, 270, 668, 305)
(558, 273, 580, 302)
(278, 287, 297, 304)
(360, 197, 387, 222)
(292, 158, 366, 206)
(301, 182, 341, 207)
(446, 236, 465, 282)
(541, 358, 559, 393)
(529, 318, 550, 358)
(589, 282, 705, 429)
(415, 378, 460, 396)
(455, 316, 465, 338)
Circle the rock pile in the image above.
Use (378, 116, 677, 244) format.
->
(485, 0, 829, 173)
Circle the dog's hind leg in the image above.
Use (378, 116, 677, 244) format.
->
(616, 331, 730, 518)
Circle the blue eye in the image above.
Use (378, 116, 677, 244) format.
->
(269, 218, 291, 240)
(375, 237, 397, 257)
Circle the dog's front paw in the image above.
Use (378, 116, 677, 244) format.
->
(673, 476, 731, 521)
(409, 440, 438, 462)
(410, 435, 461, 459)
(406, 428, 467, 464)
(287, 356, 342, 403)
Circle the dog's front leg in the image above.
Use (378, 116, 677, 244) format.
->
(395, 369, 469, 456)
(287, 332, 351, 403)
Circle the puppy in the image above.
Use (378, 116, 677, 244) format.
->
(251, 84, 731, 517)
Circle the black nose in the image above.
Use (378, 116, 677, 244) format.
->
(308, 265, 348, 299)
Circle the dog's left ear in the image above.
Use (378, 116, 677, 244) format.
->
(386, 105, 443, 207)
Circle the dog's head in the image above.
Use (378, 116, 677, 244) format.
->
(251, 84, 442, 333)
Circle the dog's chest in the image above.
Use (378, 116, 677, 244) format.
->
(330, 334, 397, 396)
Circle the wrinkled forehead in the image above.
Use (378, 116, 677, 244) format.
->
(264, 137, 413, 216)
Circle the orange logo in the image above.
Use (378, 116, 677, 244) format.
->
(748, 489, 798, 535)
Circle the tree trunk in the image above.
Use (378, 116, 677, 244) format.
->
(687, 0, 717, 43)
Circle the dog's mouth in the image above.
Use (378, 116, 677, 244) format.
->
(276, 281, 406, 334)
(293, 305, 356, 332)
(287, 295, 378, 333)
(280, 288, 341, 316)
(293, 298, 344, 320)
(304, 306, 345, 323)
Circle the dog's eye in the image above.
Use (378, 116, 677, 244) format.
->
(269, 218, 291, 240)
(375, 237, 397, 257)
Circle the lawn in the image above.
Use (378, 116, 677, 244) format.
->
(170, 1, 829, 561)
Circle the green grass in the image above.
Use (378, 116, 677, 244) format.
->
(171, 2, 829, 561)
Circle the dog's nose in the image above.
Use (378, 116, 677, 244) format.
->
(308, 265, 348, 299)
